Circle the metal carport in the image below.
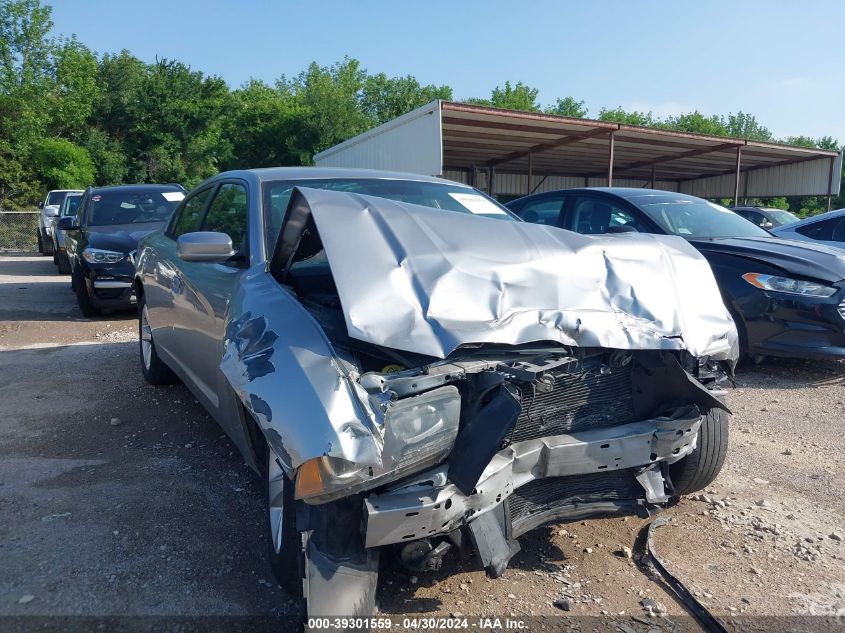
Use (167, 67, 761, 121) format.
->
(314, 101, 842, 207)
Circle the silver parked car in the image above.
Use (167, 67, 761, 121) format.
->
(52, 192, 82, 274)
(771, 208, 845, 249)
(135, 167, 737, 618)
(38, 189, 83, 256)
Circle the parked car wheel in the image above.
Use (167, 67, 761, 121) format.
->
(57, 252, 71, 275)
(52, 244, 59, 266)
(138, 296, 178, 385)
(72, 266, 99, 317)
(36, 230, 44, 255)
(670, 408, 729, 496)
(43, 236, 53, 256)
(260, 436, 305, 601)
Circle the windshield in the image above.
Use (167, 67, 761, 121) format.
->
(61, 196, 81, 217)
(263, 178, 514, 252)
(46, 191, 68, 206)
(635, 197, 771, 239)
(766, 209, 800, 226)
(86, 189, 185, 226)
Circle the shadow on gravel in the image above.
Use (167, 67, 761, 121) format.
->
(735, 356, 845, 390)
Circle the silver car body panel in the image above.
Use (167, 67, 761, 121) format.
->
(295, 187, 738, 362)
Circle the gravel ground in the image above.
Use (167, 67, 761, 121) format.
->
(1, 253, 844, 631)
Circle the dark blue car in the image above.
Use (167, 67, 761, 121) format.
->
(507, 188, 845, 361)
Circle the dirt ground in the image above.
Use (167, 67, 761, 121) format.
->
(1, 253, 844, 630)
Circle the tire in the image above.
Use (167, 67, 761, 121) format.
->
(259, 436, 305, 601)
(43, 235, 53, 256)
(57, 252, 71, 275)
(670, 408, 729, 496)
(52, 244, 59, 266)
(36, 230, 44, 255)
(138, 294, 178, 385)
(72, 266, 99, 317)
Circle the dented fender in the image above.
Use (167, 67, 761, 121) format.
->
(219, 267, 381, 475)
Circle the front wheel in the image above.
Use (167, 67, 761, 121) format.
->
(72, 266, 99, 317)
(670, 408, 729, 496)
(138, 295, 178, 385)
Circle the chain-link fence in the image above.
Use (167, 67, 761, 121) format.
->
(0, 211, 40, 252)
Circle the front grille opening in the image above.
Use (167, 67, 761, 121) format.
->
(508, 469, 644, 535)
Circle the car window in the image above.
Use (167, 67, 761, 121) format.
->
(517, 197, 564, 226)
(202, 183, 248, 253)
(569, 196, 641, 235)
(171, 187, 214, 238)
(796, 218, 840, 241)
(745, 211, 765, 226)
(631, 195, 770, 238)
(86, 189, 183, 227)
(46, 191, 66, 206)
(61, 196, 81, 217)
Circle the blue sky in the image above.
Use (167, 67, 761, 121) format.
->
(49, 0, 845, 143)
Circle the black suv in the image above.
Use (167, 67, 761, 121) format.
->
(60, 184, 185, 316)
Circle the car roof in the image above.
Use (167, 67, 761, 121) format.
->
(780, 208, 845, 227)
(208, 166, 473, 187)
(87, 183, 184, 195)
(510, 187, 706, 205)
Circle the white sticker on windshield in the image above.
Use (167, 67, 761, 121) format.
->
(162, 192, 185, 202)
(120, 202, 136, 209)
(448, 192, 508, 216)
(706, 201, 733, 214)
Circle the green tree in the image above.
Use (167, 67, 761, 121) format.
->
(362, 73, 452, 124)
(724, 112, 772, 141)
(32, 137, 93, 188)
(597, 106, 654, 126)
(662, 111, 727, 136)
(545, 96, 587, 118)
(49, 37, 100, 138)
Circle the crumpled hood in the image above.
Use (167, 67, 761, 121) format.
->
(293, 188, 738, 362)
(691, 236, 845, 284)
(86, 222, 166, 252)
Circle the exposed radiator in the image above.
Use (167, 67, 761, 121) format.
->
(508, 362, 637, 444)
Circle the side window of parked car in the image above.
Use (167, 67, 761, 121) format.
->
(517, 196, 565, 226)
(171, 187, 214, 239)
(796, 218, 840, 241)
(743, 211, 765, 226)
(569, 197, 640, 235)
(202, 183, 248, 253)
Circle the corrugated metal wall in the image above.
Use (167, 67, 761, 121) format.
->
(679, 154, 843, 198)
(442, 169, 679, 196)
(314, 102, 443, 175)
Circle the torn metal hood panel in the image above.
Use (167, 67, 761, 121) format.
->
(295, 187, 739, 362)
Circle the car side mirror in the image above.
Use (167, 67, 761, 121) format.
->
(177, 231, 234, 262)
(761, 221, 774, 229)
(44, 205, 60, 217)
(57, 217, 79, 230)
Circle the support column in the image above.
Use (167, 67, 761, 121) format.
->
(489, 167, 495, 196)
(607, 131, 616, 186)
(733, 146, 743, 206)
(650, 162, 656, 189)
(527, 152, 533, 196)
(827, 155, 835, 211)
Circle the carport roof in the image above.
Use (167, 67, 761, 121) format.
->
(439, 101, 838, 183)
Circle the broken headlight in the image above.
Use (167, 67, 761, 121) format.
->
(295, 386, 461, 503)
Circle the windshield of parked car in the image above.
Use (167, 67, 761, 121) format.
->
(632, 196, 772, 239)
(86, 189, 185, 226)
(46, 191, 67, 206)
(61, 195, 81, 217)
(765, 209, 800, 226)
(263, 178, 515, 252)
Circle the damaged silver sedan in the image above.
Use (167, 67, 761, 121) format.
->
(134, 167, 738, 618)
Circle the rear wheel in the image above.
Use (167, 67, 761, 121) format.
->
(36, 231, 44, 255)
(138, 295, 178, 385)
(72, 266, 99, 317)
(670, 408, 729, 496)
(43, 235, 53, 256)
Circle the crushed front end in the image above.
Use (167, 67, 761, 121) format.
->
(294, 345, 730, 577)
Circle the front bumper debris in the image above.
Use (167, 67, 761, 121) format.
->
(363, 405, 701, 548)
